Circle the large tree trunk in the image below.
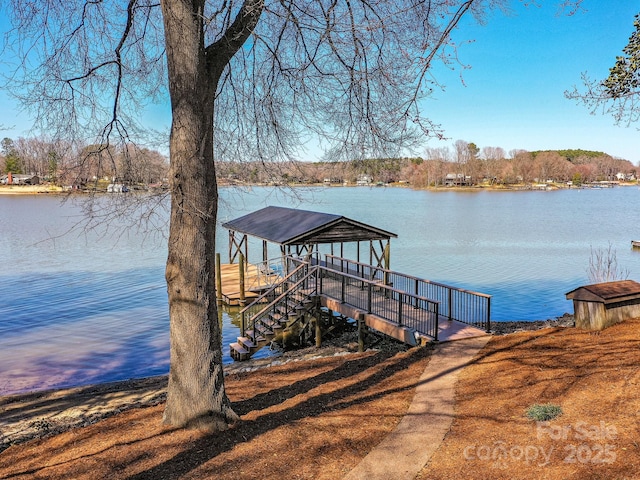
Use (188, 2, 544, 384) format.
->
(160, 0, 238, 430)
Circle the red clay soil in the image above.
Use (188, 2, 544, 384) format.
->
(2, 318, 640, 479)
(0, 347, 432, 480)
(417, 318, 640, 479)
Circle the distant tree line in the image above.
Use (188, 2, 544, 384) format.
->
(0, 137, 168, 188)
(3, 135, 632, 189)
(217, 141, 636, 187)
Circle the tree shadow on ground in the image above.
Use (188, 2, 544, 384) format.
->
(231, 350, 394, 415)
(126, 348, 430, 479)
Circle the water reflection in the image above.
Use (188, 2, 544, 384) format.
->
(1, 186, 639, 395)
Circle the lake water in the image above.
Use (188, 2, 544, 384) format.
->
(1, 186, 639, 395)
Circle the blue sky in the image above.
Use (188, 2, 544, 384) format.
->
(0, 2, 638, 163)
(425, 2, 640, 163)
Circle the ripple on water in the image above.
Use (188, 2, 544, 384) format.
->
(1, 187, 639, 394)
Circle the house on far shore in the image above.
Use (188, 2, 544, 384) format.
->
(565, 280, 640, 330)
(616, 172, 636, 182)
(356, 175, 372, 186)
(444, 173, 471, 187)
(0, 174, 40, 185)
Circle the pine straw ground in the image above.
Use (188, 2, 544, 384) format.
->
(2, 318, 640, 480)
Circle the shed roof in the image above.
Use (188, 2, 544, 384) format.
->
(222, 206, 397, 246)
(565, 280, 640, 304)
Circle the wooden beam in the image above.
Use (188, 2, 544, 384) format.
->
(216, 253, 223, 305)
(239, 253, 246, 306)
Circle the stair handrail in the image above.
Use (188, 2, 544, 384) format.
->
(239, 260, 309, 317)
(243, 265, 319, 337)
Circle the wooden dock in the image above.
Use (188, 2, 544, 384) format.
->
(226, 257, 491, 360)
(319, 277, 489, 344)
(218, 263, 279, 305)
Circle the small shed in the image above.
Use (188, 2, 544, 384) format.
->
(565, 280, 640, 330)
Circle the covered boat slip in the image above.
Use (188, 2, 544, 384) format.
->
(219, 206, 490, 356)
(221, 205, 396, 268)
(217, 205, 397, 305)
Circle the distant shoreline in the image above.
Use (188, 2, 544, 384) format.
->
(0, 185, 64, 195)
(2, 181, 637, 195)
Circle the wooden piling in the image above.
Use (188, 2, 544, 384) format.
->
(383, 242, 391, 287)
(315, 317, 322, 348)
(239, 252, 246, 306)
(215, 253, 223, 305)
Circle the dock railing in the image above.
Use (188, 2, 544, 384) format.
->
(245, 257, 284, 292)
(240, 260, 310, 333)
(288, 255, 441, 340)
(322, 254, 491, 332)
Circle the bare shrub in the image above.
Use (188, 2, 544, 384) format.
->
(587, 242, 630, 283)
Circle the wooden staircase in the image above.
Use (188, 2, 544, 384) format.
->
(230, 263, 318, 361)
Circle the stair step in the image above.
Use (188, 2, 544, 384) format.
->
(255, 324, 274, 336)
(288, 300, 307, 311)
(269, 312, 284, 322)
(260, 321, 282, 332)
(229, 342, 249, 355)
(245, 330, 267, 343)
(237, 336, 256, 349)
(261, 318, 277, 327)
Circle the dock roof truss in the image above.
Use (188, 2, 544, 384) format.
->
(221, 206, 397, 267)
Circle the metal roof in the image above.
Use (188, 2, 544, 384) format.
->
(221, 206, 397, 245)
(565, 280, 640, 303)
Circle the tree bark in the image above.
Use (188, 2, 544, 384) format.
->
(160, 0, 237, 430)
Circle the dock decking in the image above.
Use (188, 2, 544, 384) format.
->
(319, 275, 489, 343)
(218, 263, 277, 305)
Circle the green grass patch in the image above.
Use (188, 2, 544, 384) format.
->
(525, 403, 563, 421)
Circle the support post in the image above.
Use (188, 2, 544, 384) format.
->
(383, 241, 391, 289)
(383, 240, 391, 270)
(239, 252, 246, 306)
(315, 316, 322, 348)
(358, 318, 365, 352)
(215, 253, 223, 305)
(434, 303, 439, 342)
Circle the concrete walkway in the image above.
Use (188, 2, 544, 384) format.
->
(343, 335, 491, 480)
